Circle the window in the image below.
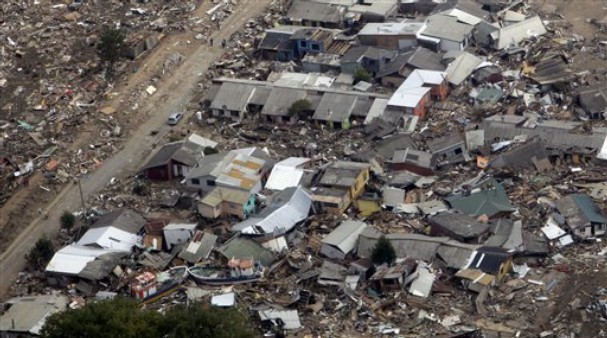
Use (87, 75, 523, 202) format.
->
(300, 41, 307, 48)
(311, 43, 320, 51)
(454, 148, 463, 155)
(191, 178, 200, 185)
(231, 110, 240, 117)
(322, 202, 340, 209)
(207, 180, 216, 186)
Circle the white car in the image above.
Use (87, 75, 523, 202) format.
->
(167, 112, 184, 125)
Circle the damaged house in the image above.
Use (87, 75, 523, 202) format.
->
(555, 194, 607, 240)
(232, 186, 312, 235)
(357, 22, 425, 50)
(321, 220, 368, 260)
(429, 212, 490, 243)
(312, 161, 370, 214)
(139, 134, 217, 181)
(198, 187, 256, 220)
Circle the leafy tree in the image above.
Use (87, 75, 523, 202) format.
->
(158, 304, 254, 338)
(354, 68, 372, 83)
(288, 99, 312, 119)
(41, 298, 254, 338)
(41, 298, 160, 338)
(97, 26, 127, 74)
(371, 235, 396, 265)
(26, 237, 55, 270)
(60, 211, 76, 229)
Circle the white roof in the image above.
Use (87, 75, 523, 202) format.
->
(45, 244, 122, 275)
(211, 293, 235, 307)
(234, 186, 312, 235)
(187, 134, 218, 149)
(77, 226, 138, 252)
(276, 157, 310, 168)
(322, 220, 368, 254)
(408, 263, 435, 298)
(258, 309, 301, 330)
(541, 218, 567, 240)
(388, 86, 431, 108)
(265, 165, 305, 191)
(440, 8, 483, 26)
(401, 69, 447, 89)
(491, 16, 547, 50)
(358, 22, 425, 36)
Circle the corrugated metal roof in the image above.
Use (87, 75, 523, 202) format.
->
(265, 165, 305, 191)
(46, 244, 123, 275)
(92, 209, 146, 234)
(322, 220, 368, 254)
(178, 231, 218, 263)
(445, 52, 483, 85)
(0, 294, 68, 335)
(233, 186, 312, 235)
(201, 187, 252, 207)
(217, 236, 277, 266)
(261, 87, 307, 117)
(421, 14, 473, 42)
(313, 92, 357, 122)
(492, 16, 547, 50)
(77, 226, 139, 252)
(359, 22, 424, 36)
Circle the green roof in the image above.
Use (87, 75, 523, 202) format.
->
(445, 179, 513, 217)
(572, 194, 607, 224)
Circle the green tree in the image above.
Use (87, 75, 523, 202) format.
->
(288, 99, 312, 119)
(158, 304, 254, 338)
(41, 298, 254, 338)
(97, 26, 127, 74)
(354, 68, 372, 83)
(41, 298, 160, 338)
(26, 237, 55, 270)
(371, 235, 396, 265)
(60, 211, 76, 229)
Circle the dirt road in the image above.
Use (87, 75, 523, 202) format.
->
(0, 0, 271, 297)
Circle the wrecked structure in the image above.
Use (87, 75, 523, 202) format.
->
(9, 0, 607, 337)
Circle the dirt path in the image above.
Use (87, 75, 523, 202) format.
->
(0, 0, 271, 297)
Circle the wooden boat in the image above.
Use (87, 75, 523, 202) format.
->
(132, 266, 188, 304)
(187, 258, 263, 285)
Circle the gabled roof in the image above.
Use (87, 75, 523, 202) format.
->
(232, 186, 312, 235)
(555, 194, 607, 230)
(322, 220, 368, 254)
(0, 294, 68, 335)
(200, 187, 252, 207)
(445, 51, 483, 85)
(287, 0, 341, 24)
(341, 46, 396, 63)
(261, 87, 307, 117)
(140, 142, 183, 170)
(319, 161, 370, 188)
(445, 179, 513, 217)
(91, 209, 146, 234)
(313, 92, 357, 122)
(217, 236, 277, 266)
(388, 86, 431, 108)
(210, 82, 256, 112)
(407, 47, 445, 71)
(400, 69, 447, 89)
(421, 14, 473, 43)
(358, 22, 425, 36)
(430, 212, 490, 239)
(77, 226, 139, 252)
(46, 244, 124, 276)
(491, 16, 546, 50)
(178, 231, 218, 263)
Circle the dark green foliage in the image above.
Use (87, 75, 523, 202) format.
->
(97, 26, 127, 72)
(60, 211, 76, 229)
(354, 68, 372, 83)
(26, 237, 55, 270)
(41, 298, 254, 338)
(288, 99, 312, 119)
(371, 235, 396, 265)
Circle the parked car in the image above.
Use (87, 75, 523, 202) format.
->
(167, 112, 184, 125)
